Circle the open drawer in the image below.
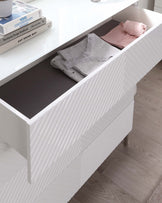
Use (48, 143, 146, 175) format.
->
(113, 6, 162, 92)
(0, 5, 161, 183)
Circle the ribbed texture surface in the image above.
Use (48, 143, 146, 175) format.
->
(0, 93, 135, 203)
(28, 52, 126, 182)
(0, 5, 161, 202)
(125, 24, 162, 91)
(28, 24, 162, 183)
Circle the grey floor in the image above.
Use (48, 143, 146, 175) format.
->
(70, 61, 162, 203)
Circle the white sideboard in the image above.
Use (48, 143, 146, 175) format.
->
(0, 0, 162, 202)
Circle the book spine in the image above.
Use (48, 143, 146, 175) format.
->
(2, 9, 42, 35)
(0, 21, 52, 54)
(0, 17, 46, 46)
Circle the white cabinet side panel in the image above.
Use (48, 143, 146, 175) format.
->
(0, 100, 28, 157)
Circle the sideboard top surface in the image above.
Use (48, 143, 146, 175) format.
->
(0, 0, 138, 86)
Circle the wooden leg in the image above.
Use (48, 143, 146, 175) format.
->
(123, 135, 128, 146)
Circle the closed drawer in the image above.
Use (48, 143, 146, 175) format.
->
(0, 101, 134, 203)
(0, 53, 127, 183)
(0, 5, 161, 183)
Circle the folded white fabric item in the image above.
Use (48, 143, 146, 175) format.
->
(50, 55, 84, 82)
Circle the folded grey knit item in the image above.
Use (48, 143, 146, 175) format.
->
(51, 33, 120, 81)
(62, 33, 120, 75)
(50, 55, 84, 82)
(72, 56, 104, 76)
(57, 37, 88, 68)
(85, 33, 120, 61)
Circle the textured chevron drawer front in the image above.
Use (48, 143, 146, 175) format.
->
(28, 52, 126, 182)
(125, 24, 162, 91)
(0, 100, 135, 203)
(113, 6, 162, 92)
(0, 6, 162, 184)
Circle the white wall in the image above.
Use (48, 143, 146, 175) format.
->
(138, 0, 154, 10)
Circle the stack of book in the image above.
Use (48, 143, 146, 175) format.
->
(0, 1, 52, 54)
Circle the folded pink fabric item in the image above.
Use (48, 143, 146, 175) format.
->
(101, 23, 137, 49)
(123, 20, 147, 37)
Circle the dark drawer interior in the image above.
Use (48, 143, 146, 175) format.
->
(0, 20, 119, 118)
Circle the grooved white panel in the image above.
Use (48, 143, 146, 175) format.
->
(28, 87, 136, 185)
(28, 52, 126, 182)
(0, 101, 134, 203)
(125, 24, 162, 90)
(113, 6, 162, 90)
(28, 10, 162, 182)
